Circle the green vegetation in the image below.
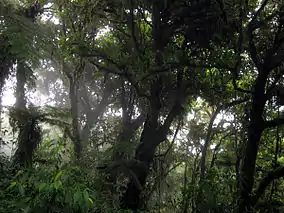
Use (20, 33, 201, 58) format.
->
(1, 0, 284, 212)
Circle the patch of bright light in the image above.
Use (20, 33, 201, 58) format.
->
(41, 3, 60, 25)
(2, 89, 16, 107)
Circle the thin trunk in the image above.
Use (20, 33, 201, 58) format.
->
(200, 108, 220, 180)
(0, 67, 6, 131)
(182, 163, 189, 213)
(191, 153, 200, 213)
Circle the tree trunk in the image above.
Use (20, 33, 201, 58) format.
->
(121, 97, 184, 210)
(15, 62, 27, 110)
(120, 119, 160, 210)
(120, 0, 185, 209)
(238, 71, 268, 212)
(13, 62, 29, 167)
(69, 78, 82, 159)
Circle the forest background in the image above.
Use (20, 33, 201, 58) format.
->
(1, 0, 284, 213)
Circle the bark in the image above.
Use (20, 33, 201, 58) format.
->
(120, 75, 162, 210)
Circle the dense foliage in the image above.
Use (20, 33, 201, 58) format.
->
(1, 0, 284, 212)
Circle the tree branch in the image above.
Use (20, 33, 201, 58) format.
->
(131, 112, 147, 131)
(221, 97, 249, 109)
(157, 118, 182, 158)
(141, 61, 233, 82)
(80, 81, 115, 142)
(210, 131, 234, 168)
(250, 0, 269, 24)
(90, 61, 149, 98)
(157, 102, 184, 144)
(265, 68, 284, 100)
(264, 117, 284, 129)
(251, 166, 284, 207)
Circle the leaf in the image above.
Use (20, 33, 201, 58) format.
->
(277, 156, 284, 166)
(88, 197, 94, 207)
(7, 181, 17, 190)
(54, 170, 64, 182)
(18, 184, 25, 195)
(54, 181, 62, 191)
(73, 191, 81, 204)
(83, 189, 89, 200)
(64, 190, 72, 203)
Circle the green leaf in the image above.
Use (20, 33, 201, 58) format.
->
(54, 170, 64, 182)
(54, 180, 62, 191)
(73, 191, 81, 204)
(277, 156, 284, 166)
(88, 197, 94, 207)
(7, 181, 17, 190)
(18, 184, 25, 195)
(83, 190, 89, 200)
